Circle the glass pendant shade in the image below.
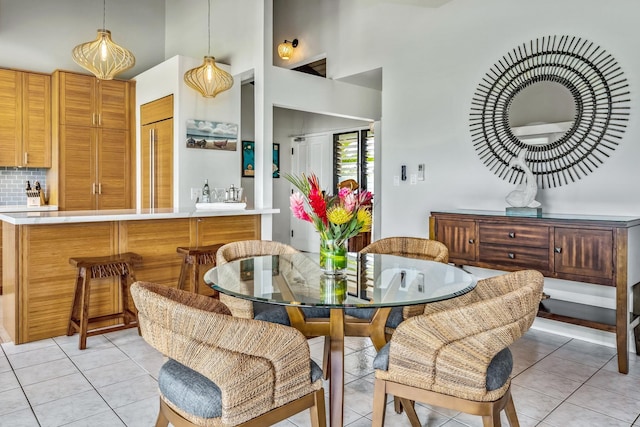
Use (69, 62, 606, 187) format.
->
(71, 29, 135, 80)
(278, 41, 295, 60)
(183, 56, 234, 98)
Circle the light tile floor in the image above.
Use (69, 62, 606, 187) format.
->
(1, 328, 640, 426)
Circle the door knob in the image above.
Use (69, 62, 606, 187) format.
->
(508, 232, 516, 238)
(554, 247, 562, 253)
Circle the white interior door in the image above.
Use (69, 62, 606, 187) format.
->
(290, 135, 333, 252)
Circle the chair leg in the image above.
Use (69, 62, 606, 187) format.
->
(399, 398, 421, 427)
(372, 379, 387, 427)
(192, 262, 200, 294)
(78, 272, 91, 350)
(322, 336, 331, 380)
(482, 414, 501, 427)
(504, 392, 520, 427)
(155, 398, 170, 427)
(309, 388, 326, 427)
(177, 258, 189, 291)
(394, 396, 402, 414)
(67, 269, 85, 336)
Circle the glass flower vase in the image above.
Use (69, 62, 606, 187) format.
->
(319, 239, 347, 275)
(320, 273, 347, 304)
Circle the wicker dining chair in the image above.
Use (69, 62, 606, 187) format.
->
(131, 281, 326, 427)
(371, 269, 544, 427)
(347, 237, 450, 332)
(216, 240, 318, 322)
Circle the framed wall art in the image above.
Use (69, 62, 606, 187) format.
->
(186, 120, 238, 151)
(241, 142, 281, 178)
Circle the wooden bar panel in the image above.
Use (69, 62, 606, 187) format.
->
(118, 218, 191, 288)
(194, 215, 261, 296)
(2, 222, 17, 342)
(20, 222, 118, 343)
(196, 215, 261, 245)
(2, 213, 265, 343)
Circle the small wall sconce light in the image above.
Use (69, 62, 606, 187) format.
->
(277, 38, 298, 60)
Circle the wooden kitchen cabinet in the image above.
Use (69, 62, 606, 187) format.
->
(0, 69, 51, 167)
(56, 72, 129, 129)
(58, 125, 130, 210)
(49, 71, 134, 210)
(140, 95, 174, 209)
(430, 210, 640, 374)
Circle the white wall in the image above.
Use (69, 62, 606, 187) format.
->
(134, 55, 241, 209)
(325, 0, 640, 238)
(164, 0, 261, 77)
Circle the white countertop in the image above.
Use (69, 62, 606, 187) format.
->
(0, 207, 279, 225)
(0, 205, 58, 213)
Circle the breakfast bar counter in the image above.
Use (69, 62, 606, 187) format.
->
(1, 207, 277, 344)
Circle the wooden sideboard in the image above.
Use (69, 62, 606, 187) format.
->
(429, 210, 640, 374)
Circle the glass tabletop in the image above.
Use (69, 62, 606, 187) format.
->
(204, 253, 476, 308)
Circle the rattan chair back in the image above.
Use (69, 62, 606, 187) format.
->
(215, 240, 299, 318)
(131, 281, 326, 427)
(372, 269, 544, 427)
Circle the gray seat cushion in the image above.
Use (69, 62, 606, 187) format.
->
(344, 306, 404, 328)
(159, 358, 323, 419)
(252, 301, 291, 325)
(373, 343, 513, 391)
(252, 303, 331, 326)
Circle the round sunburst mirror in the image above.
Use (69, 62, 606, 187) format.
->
(470, 35, 630, 188)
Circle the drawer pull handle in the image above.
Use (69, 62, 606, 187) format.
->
(468, 239, 475, 244)
(508, 253, 515, 259)
(554, 247, 562, 253)
(508, 232, 516, 238)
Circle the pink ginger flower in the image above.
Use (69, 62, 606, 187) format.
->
(338, 187, 350, 199)
(290, 192, 311, 222)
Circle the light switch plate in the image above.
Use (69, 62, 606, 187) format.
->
(393, 176, 400, 186)
(191, 188, 200, 201)
(410, 174, 417, 185)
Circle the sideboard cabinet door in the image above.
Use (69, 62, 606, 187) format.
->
(436, 218, 477, 263)
(554, 228, 614, 282)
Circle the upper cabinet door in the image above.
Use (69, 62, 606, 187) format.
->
(58, 72, 95, 128)
(97, 79, 129, 130)
(22, 73, 51, 167)
(0, 69, 21, 166)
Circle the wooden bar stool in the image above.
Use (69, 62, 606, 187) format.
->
(67, 252, 142, 350)
(176, 244, 223, 295)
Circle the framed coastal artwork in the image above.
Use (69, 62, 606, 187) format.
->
(242, 142, 280, 178)
(185, 120, 238, 151)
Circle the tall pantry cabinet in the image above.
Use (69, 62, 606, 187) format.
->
(140, 95, 174, 209)
(0, 69, 51, 167)
(48, 71, 135, 210)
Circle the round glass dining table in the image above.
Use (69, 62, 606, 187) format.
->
(204, 252, 476, 427)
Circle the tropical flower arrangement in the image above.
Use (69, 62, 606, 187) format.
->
(286, 172, 372, 272)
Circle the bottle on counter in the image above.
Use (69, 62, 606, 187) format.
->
(202, 179, 211, 203)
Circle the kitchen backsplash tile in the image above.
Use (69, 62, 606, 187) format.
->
(0, 167, 47, 205)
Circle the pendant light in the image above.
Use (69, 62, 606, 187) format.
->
(183, 0, 234, 98)
(71, 0, 135, 80)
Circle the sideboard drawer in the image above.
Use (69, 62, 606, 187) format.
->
(478, 244, 550, 270)
(479, 223, 549, 248)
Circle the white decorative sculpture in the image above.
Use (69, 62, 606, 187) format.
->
(505, 149, 541, 208)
